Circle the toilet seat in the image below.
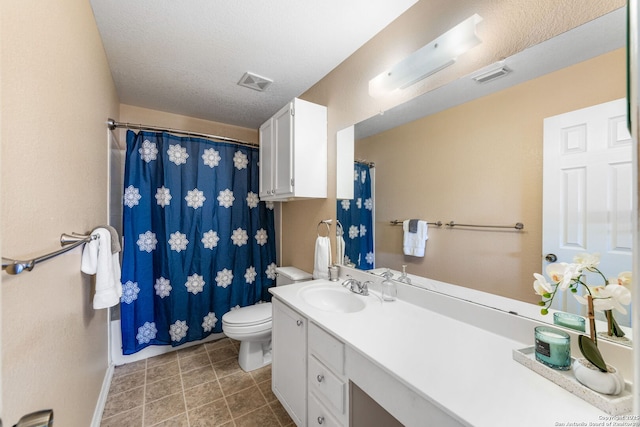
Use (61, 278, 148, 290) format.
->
(222, 302, 272, 335)
(222, 319, 272, 336)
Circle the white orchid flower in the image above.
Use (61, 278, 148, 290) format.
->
(574, 284, 630, 315)
(573, 252, 600, 270)
(616, 271, 632, 287)
(545, 262, 578, 290)
(605, 283, 632, 307)
(533, 273, 552, 296)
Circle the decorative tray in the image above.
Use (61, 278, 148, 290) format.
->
(512, 346, 632, 416)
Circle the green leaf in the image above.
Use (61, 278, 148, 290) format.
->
(578, 335, 608, 372)
(538, 301, 546, 306)
(570, 288, 577, 293)
(543, 293, 551, 298)
(541, 308, 548, 315)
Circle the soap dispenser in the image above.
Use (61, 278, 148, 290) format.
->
(381, 268, 397, 302)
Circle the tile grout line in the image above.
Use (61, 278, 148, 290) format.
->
(250, 368, 286, 426)
(178, 348, 192, 427)
(102, 362, 148, 425)
(141, 358, 147, 427)
(207, 344, 236, 426)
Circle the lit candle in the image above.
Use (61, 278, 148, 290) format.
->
(534, 326, 571, 370)
(553, 312, 586, 332)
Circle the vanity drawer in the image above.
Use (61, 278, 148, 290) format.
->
(309, 322, 345, 374)
(309, 355, 346, 414)
(308, 391, 343, 427)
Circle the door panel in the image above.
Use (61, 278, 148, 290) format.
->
(543, 98, 632, 324)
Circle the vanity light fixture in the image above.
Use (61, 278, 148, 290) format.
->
(369, 14, 483, 97)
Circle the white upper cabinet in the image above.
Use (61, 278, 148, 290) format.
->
(259, 98, 327, 201)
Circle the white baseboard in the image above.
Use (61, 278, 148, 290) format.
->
(91, 363, 114, 427)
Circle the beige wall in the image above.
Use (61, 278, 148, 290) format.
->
(357, 49, 625, 304)
(0, 0, 119, 425)
(284, 0, 624, 281)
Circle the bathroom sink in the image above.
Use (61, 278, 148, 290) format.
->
(299, 284, 366, 313)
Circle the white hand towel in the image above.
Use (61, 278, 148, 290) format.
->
(81, 228, 123, 309)
(313, 236, 332, 280)
(403, 220, 429, 257)
(336, 234, 345, 265)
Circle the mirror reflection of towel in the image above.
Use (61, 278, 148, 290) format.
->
(336, 234, 345, 265)
(402, 220, 428, 257)
(313, 236, 332, 279)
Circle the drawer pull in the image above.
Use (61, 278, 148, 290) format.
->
(317, 416, 325, 424)
(296, 319, 303, 326)
(316, 374, 324, 383)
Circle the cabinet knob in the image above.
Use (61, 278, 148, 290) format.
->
(317, 416, 324, 425)
(316, 374, 324, 383)
(296, 319, 303, 326)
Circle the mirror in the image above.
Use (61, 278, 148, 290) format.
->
(338, 8, 632, 337)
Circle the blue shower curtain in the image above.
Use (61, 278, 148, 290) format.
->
(120, 131, 276, 355)
(337, 163, 374, 270)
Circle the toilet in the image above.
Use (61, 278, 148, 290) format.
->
(222, 266, 312, 372)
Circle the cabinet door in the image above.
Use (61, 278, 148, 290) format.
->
(273, 103, 294, 197)
(259, 119, 274, 198)
(272, 299, 307, 426)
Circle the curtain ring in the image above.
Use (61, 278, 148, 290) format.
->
(317, 221, 331, 237)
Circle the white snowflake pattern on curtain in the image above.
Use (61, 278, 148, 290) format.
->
(120, 131, 277, 355)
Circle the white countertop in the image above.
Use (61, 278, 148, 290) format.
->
(270, 278, 617, 427)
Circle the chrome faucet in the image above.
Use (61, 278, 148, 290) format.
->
(342, 275, 370, 296)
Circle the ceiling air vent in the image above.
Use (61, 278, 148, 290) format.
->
(238, 72, 273, 92)
(472, 66, 512, 84)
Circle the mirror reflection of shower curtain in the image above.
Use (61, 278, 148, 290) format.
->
(337, 162, 374, 270)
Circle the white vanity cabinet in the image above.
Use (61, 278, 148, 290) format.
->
(307, 323, 348, 427)
(272, 299, 348, 427)
(272, 299, 307, 426)
(259, 98, 327, 201)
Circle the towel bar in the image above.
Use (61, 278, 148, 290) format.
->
(446, 221, 524, 230)
(390, 220, 443, 227)
(2, 233, 97, 275)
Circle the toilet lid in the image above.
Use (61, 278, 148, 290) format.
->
(222, 302, 272, 326)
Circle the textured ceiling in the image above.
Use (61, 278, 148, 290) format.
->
(90, 0, 418, 129)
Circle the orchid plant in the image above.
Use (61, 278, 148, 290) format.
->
(533, 252, 632, 338)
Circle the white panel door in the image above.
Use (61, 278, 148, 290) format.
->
(543, 98, 632, 324)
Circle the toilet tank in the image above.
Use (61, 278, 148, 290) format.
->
(276, 266, 312, 286)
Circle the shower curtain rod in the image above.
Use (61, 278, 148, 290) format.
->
(107, 118, 259, 149)
(355, 159, 375, 167)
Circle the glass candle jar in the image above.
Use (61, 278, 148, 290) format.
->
(534, 326, 571, 370)
(553, 312, 586, 332)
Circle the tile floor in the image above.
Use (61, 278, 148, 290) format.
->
(100, 338, 295, 426)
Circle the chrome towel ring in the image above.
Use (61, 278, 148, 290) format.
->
(317, 220, 332, 237)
